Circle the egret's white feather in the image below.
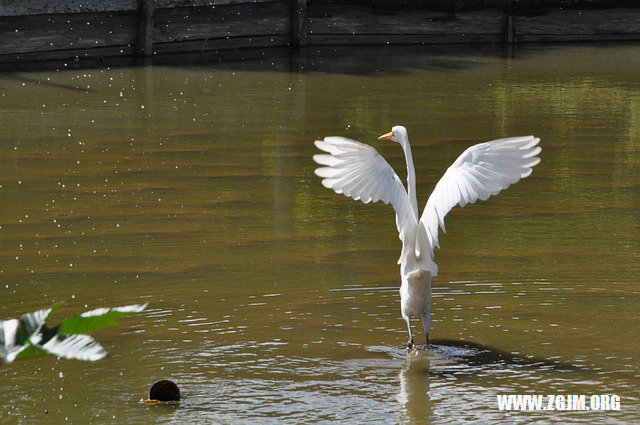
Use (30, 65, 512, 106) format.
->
(313, 137, 418, 263)
(418, 136, 541, 259)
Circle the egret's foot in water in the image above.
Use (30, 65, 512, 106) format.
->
(420, 334, 431, 350)
(406, 338, 414, 350)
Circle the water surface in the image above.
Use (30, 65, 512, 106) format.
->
(0, 43, 639, 423)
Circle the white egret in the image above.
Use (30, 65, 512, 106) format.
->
(313, 126, 541, 349)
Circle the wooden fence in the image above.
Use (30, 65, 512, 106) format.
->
(0, 0, 639, 63)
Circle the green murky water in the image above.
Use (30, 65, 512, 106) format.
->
(0, 43, 639, 423)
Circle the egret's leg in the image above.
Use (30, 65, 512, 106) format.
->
(421, 311, 431, 349)
(404, 315, 414, 349)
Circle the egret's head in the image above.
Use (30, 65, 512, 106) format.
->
(378, 125, 408, 144)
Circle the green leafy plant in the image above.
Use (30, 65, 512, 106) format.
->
(0, 303, 147, 364)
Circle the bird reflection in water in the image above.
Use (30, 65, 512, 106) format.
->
(390, 339, 578, 423)
(397, 353, 432, 424)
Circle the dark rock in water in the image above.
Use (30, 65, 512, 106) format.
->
(149, 380, 180, 402)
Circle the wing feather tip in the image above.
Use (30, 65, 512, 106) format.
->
(321, 179, 333, 189)
(522, 146, 542, 158)
(521, 168, 533, 178)
(314, 140, 327, 150)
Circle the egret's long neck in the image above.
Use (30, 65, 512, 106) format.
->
(400, 137, 418, 216)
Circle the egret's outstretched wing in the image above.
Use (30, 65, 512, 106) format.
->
(313, 137, 417, 263)
(418, 135, 541, 259)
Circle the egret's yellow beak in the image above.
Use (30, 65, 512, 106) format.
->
(378, 131, 393, 141)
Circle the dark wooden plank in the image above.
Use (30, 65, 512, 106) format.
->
(136, 0, 154, 55)
(514, 8, 640, 36)
(0, 45, 137, 65)
(153, 3, 290, 43)
(291, 0, 307, 47)
(307, 33, 503, 46)
(153, 34, 290, 54)
(156, 0, 279, 7)
(152, 45, 293, 65)
(0, 11, 137, 55)
(517, 33, 640, 42)
(0, 0, 136, 16)
(504, 14, 515, 44)
(307, 6, 505, 36)
(0, 0, 280, 16)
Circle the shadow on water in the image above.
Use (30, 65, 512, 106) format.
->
(187, 44, 520, 75)
(0, 44, 527, 75)
(370, 338, 579, 373)
(428, 339, 580, 372)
